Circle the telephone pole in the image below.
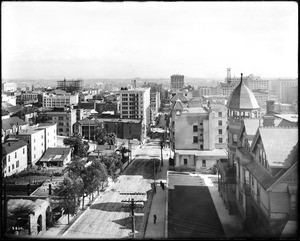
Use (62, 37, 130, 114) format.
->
(120, 193, 146, 238)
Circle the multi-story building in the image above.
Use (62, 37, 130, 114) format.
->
(269, 79, 298, 104)
(235, 125, 298, 237)
(20, 91, 43, 102)
(217, 73, 261, 215)
(43, 107, 77, 136)
(95, 101, 120, 115)
(150, 91, 161, 123)
(42, 93, 79, 108)
(209, 102, 228, 149)
(12, 128, 45, 166)
(170, 74, 185, 91)
(172, 105, 228, 171)
(2, 92, 17, 106)
(253, 90, 277, 110)
(74, 117, 143, 141)
(35, 123, 57, 149)
(120, 87, 151, 138)
(2, 139, 28, 177)
(198, 86, 212, 97)
(57, 78, 84, 92)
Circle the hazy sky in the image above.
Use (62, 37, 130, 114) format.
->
(2, 1, 298, 80)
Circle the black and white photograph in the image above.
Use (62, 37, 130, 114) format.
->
(1, 1, 298, 239)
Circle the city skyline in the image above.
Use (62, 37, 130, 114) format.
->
(2, 2, 298, 80)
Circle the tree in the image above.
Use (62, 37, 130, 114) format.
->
(105, 133, 116, 146)
(54, 177, 81, 224)
(116, 145, 131, 164)
(63, 134, 89, 157)
(101, 153, 122, 181)
(90, 159, 108, 191)
(94, 125, 107, 145)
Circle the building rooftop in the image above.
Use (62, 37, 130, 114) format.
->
(2, 117, 27, 131)
(77, 117, 141, 125)
(2, 139, 28, 155)
(170, 93, 189, 103)
(171, 99, 188, 110)
(39, 147, 71, 164)
(243, 118, 260, 137)
(255, 127, 298, 167)
(273, 114, 298, 123)
(226, 75, 260, 111)
(175, 149, 228, 159)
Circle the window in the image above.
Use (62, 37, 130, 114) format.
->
(219, 138, 223, 143)
(34, 154, 36, 159)
(16, 161, 19, 168)
(184, 159, 187, 165)
(34, 139, 36, 143)
(218, 129, 222, 135)
(59, 117, 63, 120)
(193, 125, 198, 132)
(193, 136, 198, 143)
(15, 152, 17, 158)
(23, 148, 25, 154)
(8, 166, 10, 172)
(41, 142, 43, 146)
(59, 128, 64, 132)
(200, 145, 203, 150)
(202, 160, 206, 167)
(218, 120, 222, 126)
(12, 164, 15, 170)
(8, 156, 10, 162)
(218, 112, 222, 117)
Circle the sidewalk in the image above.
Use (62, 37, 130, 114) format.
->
(144, 149, 169, 239)
(201, 174, 244, 239)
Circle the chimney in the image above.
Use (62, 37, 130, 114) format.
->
(266, 100, 275, 114)
(263, 115, 275, 127)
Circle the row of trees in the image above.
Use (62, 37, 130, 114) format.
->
(54, 153, 123, 223)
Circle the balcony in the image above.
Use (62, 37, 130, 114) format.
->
(217, 160, 236, 184)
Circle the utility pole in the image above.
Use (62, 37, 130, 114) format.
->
(153, 159, 156, 193)
(120, 193, 145, 237)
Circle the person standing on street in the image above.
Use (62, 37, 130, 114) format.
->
(153, 214, 157, 224)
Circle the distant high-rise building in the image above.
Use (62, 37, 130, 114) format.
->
(57, 78, 84, 92)
(120, 87, 151, 139)
(170, 74, 185, 91)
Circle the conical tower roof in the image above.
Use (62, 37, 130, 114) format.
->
(226, 73, 260, 111)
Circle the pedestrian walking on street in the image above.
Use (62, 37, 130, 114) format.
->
(153, 214, 157, 224)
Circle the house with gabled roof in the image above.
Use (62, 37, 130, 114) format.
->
(2, 116, 29, 143)
(235, 125, 298, 237)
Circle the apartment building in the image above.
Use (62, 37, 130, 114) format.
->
(2, 117, 29, 143)
(120, 87, 150, 138)
(12, 128, 45, 165)
(170, 74, 185, 91)
(35, 123, 57, 149)
(44, 107, 77, 136)
(172, 105, 227, 171)
(2, 139, 28, 177)
(42, 93, 79, 108)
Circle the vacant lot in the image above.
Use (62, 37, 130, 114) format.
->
(168, 173, 224, 239)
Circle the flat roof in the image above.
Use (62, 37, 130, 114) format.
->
(175, 149, 228, 159)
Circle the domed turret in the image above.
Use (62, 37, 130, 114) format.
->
(227, 73, 260, 111)
(226, 73, 260, 119)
